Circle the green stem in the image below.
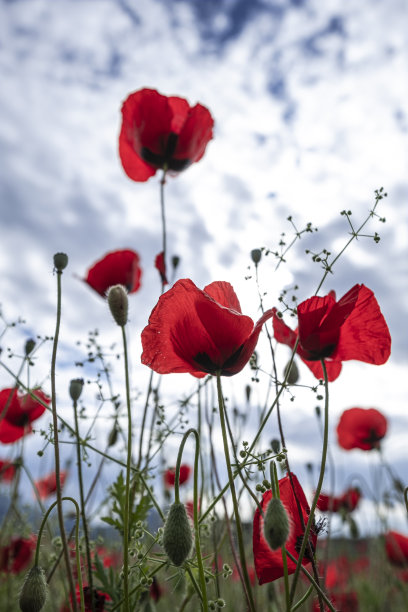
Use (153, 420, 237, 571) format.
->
(405, 487, 408, 514)
(270, 462, 290, 611)
(174, 428, 208, 612)
(285, 551, 335, 612)
(121, 325, 132, 612)
(216, 373, 256, 612)
(289, 359, 330, 608)
(160, 169, 168, 292)
(51, 268, 77, 611)
(73, 398, 95, 612)
(291, 585, 314, 612)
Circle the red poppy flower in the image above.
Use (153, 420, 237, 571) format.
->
(155, 252, 168, 285)
(312, 591, 358, 612)
(272, 284, 391, 382)
(83, 249, 142, 297)
(164, 464, 191, 487)
(141, 279, 274, 378)
(336, 407, 388, 451)
(0, 536, 35, 573)
(60, 585, 111, 612)
(119, 88, 214, 182)
(385, 531, 408, 567)
(35, 470, 68, 500)
(0, 388, 49, 444)
(0, 459, 16, 483)
(253, 473, 317, 584)
(317, 487, 361, 513)
(150, 576, 162, 602)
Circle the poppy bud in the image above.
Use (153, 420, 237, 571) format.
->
(251, 249, 262, 264)
(19, 565, 47, 612)
(108, 422, 119, 447)
(171, 255, 180, 270)
(283, 359, 299, 385)
(245, 384, 251, 403)
(263, 497, 290, 551)
(271, 439, 280, 454)
(107, 285, 128, 327)
(53, 253, 68, 271)
(163, 502, 193, 566)
(69, 378, 84, 402)
(25, 339, 36, 356)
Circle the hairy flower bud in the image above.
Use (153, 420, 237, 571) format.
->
(19, 566, 47, 612)
(251, 249, 262, 264)
(171, 255, 180, 269)
(53, 253, 68, 271)
(25, 339, 36, 356)
(163, 502, 193, 566)
(283, 359, 299, 385)
(107, 285, 128, 327)
(69, 378, 84, 402)
(263, 497, 290, 550)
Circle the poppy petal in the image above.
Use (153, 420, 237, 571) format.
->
(168, 97, 190, 133)
(176, 104, 214, 163)
(84, 249, 142, 297)
(336, 407, 387, 450)
(203, 281, 242, 313)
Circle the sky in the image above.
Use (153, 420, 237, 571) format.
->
(0, 0, 407, 533)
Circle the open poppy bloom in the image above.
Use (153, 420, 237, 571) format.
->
(336, 407, 387, 451)
(385, 531, 408, 567)
(272, 284, 391, 382)
(0, 536, 36, 573)
(0, 388, 49, 444)
(164, 464, 191, 487)
(317, 487, 361, 513)
(0, 459, 16, 483)
(253, 473, 317, 584)
(84, 249, 142, 297)
(119, 88, 214, 182)
(35, 470, 68, 500)
(141, 279, 274, 377)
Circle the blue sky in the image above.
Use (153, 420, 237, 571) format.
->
(0, 0, 407, 532)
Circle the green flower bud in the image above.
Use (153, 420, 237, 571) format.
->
(263, 497, 289, 551)
(251, 249, 262, 264)
(271, 439, 280, 454)
(19, 566, 47, 612)
(25, 339, 36, 356)
(69, 378, 84, 402)
(108, 422, 119, 447)
(53, 253, 68, 271)
(163, 502, 193, 566)
(283, 359, 299, 385)
(171, 255, 180, 269)
(107, 285, 128, 327)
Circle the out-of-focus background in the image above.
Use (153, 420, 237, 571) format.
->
(1, 0, 407, 532)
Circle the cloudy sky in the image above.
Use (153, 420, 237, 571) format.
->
(1, 0, 407, 532)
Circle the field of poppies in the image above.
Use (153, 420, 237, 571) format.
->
(0, 88, 407, 612)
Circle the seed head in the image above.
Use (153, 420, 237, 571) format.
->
(163, 502, 193, 566)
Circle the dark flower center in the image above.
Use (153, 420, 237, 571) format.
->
(300, 343, 337, 361)
(362, 427, 384, 449)
(141, 132, 190, 171)
(193, 344, 245, 376)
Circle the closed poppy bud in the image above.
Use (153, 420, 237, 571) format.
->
(245, 384, 251, 403)
(163, 502, 193, 566)
(251, 249, 262, 264)
(53, 253, 68, 271)
(19, 565, 47, 612)
(107, 285, 128, 327)
(263, 497, 290, 551)
(271, 439, 280, 454)
(69, 379, 84, 402)
(108, 423, 118, 447)
(25, 339, 36, 356)
(171, 255, 180, 270)
(283, 359, 299, 385)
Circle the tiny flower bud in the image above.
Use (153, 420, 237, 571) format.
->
(163, 502, 193, 566)
(108, 423, 119, 447)
(107, 285, 128, 327)
(263, 497, 290, 551)
(271, 439, 280, 454)
(171, 255, 180, 269)
(19, 565, 47, 612)
(69, 378, 84, 402)
(283, 359, 299, 385)
(245, 384, 251, 402)
(53, 253, 68, 271)
(25, 339, 36, 356)
(251, 249, 262, 264)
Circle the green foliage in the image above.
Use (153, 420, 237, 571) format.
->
(101, 471, 152, 537)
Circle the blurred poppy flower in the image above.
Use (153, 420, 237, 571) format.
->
(141, 279, 274, 378)
(35, 470, 68, 500)
(84, 249, 141, 297)
(164, 464, 191, 487)
(119, 88, 214, 182)
(60, 585, 111, 612)
(0, 388, 49, 444)
(0, 459, 16, 482)
(385, 531, 408, 567)
(0, 536, 35, 573)
(317, 487, 361, 513)
(155, 251, 168, 285)
(253, 473, 317, 584)
(150, 576, 162, 602)
(312, 591, 358, 612)
(336, 407, 387, 451)
(272, 284, 391, 382)
(231, 563, 257, 586)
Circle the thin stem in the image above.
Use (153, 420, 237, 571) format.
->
(121, 325, 132, 612)
(160, 169, 168, 292)
(285, 550, 336, 612)
(51, 268, 77, 611)
(216, 373, 256, 612)
(289, 359, 330, 608)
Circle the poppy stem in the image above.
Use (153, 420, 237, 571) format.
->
(174, 428, 208, 612)
(289, 359, 330, 610)
(121, 324, 132, 612)
(269, 462, 290, 611)
(216, 373, 257, 612)
(285, 550, 336, 612)
(160, 169, 168, 293)
(51, 262, 77, 612)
